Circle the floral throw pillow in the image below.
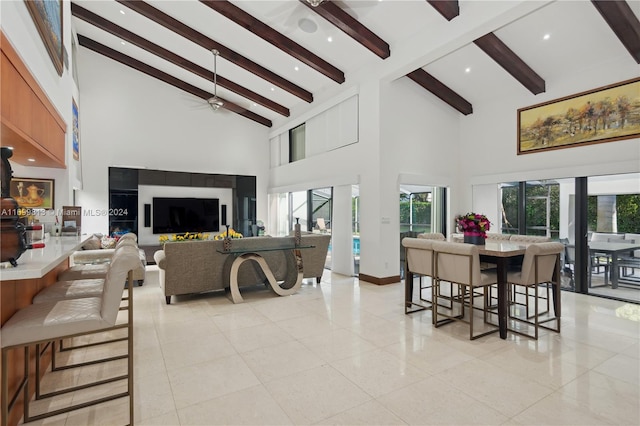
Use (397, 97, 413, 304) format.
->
(101, 236, 117, 249)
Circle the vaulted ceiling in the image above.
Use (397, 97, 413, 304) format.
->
(71, 0, 640, 128)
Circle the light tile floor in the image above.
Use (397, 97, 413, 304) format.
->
(21, 266, 640, 425)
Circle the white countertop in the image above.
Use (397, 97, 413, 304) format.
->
(0, 235, 90, 281)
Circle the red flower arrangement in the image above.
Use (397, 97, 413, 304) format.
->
(456, 213, 491, 238)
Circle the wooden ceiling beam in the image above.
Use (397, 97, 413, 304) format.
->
(426, 0, 459, 21)
(474, 32, 545, 95)
(591, 0, 640, 63)
(407, 68, 472, 115)
(72, 3, 289, 117)
(116, 0, 313, 103)
(77, 35, 272, 127)
(300, 0, 390, 59)
(200, 0, 345, 84)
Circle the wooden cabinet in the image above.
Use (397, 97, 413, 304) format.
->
(0, 31, 66, 169)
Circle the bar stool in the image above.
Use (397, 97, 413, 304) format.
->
(33, 239, 141, 304)
(1, 246, 140, 426)
(58, 237, 139, 282)
(402, 238, 436, 315)
(506, 242, 563, 339)
(432, 241, 499, 340)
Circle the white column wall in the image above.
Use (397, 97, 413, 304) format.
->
(75, 48, 270, 235)
(379, 77, 461, 275)
(331, 184, 354, 276)
(472, 184, 499, 233)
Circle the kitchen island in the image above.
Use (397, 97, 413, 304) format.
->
(1, 234, 90, 426)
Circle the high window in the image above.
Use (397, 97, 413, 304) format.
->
(289, 123, 305, 163)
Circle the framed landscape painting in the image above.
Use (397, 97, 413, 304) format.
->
(10, 177, 55, 209)
(518, 77, 640, 154)
(25, 0, 63, 76)
(72, 98, 80, 160)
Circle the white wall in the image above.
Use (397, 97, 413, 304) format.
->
(268, 73, 461, 279)
(460, 53, 639, 234)
(75, 47, 270, 236)
(460, 54, 640, 205)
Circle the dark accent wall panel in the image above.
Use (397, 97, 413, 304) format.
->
(144, 204, 151, 227)
(221, 205, 227, 226)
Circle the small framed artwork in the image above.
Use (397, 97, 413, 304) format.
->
(518, 77, 640, 154)
(24, 0, 63, 76)
(10, 177, 55, 209)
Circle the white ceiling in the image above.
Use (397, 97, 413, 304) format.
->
(71, 0, 640, 128)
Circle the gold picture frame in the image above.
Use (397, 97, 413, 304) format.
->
(10, 177, 55, 209)
(25, 0, 63, 76)
(518, 77, 640, 154)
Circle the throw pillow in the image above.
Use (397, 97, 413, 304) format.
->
(83, 235, 101, 250)
(101, 236, 117, 249)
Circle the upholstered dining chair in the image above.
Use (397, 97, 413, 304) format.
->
(431, 241, 499, 340)
(417, 233, 445, 240)
(402, 238, 436, 315)
(485, 233, 512, 241)
(509, 235, 551, 243)
(506, 242, 563, 339)
(415, 233, 446, 305)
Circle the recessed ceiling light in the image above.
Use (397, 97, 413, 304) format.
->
(298, 18, 317, 34)
(253, 103, 257, 107)
(270, 87, 275, 91)
(294, 66, 299, 71)
(465, 67, 471, 73)
(27, 158, 35, 162)
(327, 36, 333, 43)
(543, 33, 551, 40)
(120, 10, 125, 15)
(121, 41, 126, 45)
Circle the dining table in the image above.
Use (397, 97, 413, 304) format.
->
(477, 241, 561, 340)
(588, 241, 640, 289)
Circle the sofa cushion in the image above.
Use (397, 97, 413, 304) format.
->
(83, 235, 102, 250)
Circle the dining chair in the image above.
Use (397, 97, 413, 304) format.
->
(559, 238, 575, 290)
(616, 238, 639, 282)
(485, 233, 511, 241)
(431, 241, 499, 340)
(415, 233, 446, 304)
(589, 233, 624, 280)
(417, 233, 445, 240)
(402, 238, 436, 315)
(506, 242, 563, 339)
(509, 235, 551, 243)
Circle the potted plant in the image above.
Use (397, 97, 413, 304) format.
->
(456, 213, 491, 245)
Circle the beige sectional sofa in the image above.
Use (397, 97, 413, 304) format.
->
(154, 234, 330, 304)
(64, 233, 146, 284)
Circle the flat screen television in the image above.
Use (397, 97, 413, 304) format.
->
(153, 197, 220, 234)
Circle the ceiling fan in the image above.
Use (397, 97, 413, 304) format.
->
(207, 49, 223, 111)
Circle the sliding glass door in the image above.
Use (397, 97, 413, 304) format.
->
(497, 173, 639, 303)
